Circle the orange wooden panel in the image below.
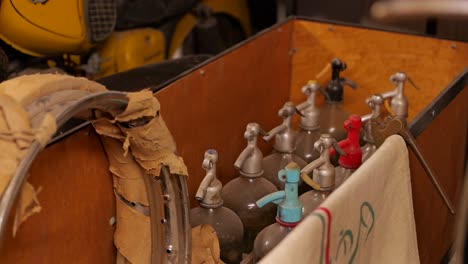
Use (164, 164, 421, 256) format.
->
(0, 127, 116, 264)
(156, 22, 294, 207)
(289, 20, 468, 121)
(409, 88, 467, 264)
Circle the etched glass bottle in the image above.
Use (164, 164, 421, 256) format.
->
(361, 94, 383, 163)
(294, 80, 322, 163)
(299, 134, 345, 216)
(222, 123, 278, 254)
(263, 102, 307, 190)
(319, 58, 358, 143)
(190, 149, 244, 264)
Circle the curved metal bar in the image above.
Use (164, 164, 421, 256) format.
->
(142, 167, 167, 264)
(54, 92, 129, 128)
(0, 92, 129, 244)
(161, 167, 191, 263)
(143, 167, 191, 264)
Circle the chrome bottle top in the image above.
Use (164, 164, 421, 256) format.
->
(381, 72, 410, 119)
(362, 94, 384, 144)
(196, 149, 223, 208)
(325, 58, 358, 102)
(263, 102, 299, 153)
(300, 134, 345, 190)
(297, 80, 321, 131)
(234, 122, 268, 177)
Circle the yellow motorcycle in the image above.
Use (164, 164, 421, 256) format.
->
(0, 0, 251, 80)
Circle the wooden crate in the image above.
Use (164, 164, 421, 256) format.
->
(2, 18, 467, 263)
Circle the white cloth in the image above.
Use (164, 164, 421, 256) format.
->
(260, 135, 420, 264)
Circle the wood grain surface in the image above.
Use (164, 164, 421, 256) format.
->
(0, 127, 116, 264)
(408, 88, 467, 264)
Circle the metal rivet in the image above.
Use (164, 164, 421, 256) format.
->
(199, 70, 205, 75)
(161, 219, 167, 224)
(166, 245, 173, 254)
(431, 110, 436, 117)
(288, 48, 297, 56)
(451, 44, 457, 49)
(109, 216, 116, 226)
(163, 195, 171, 202)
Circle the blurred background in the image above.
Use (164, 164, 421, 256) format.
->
(274, 0, 468, 41)
(0, 0, 466, 81)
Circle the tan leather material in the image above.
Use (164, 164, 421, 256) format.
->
(114, 196, 150, 264)
(0, 92, 43, 236)
(12, 182, 41, 237)
(0, 93, 30, 195)
(93, 90, 188, 178)
(191, 225, 224, 264)
(116, 252, 131, 264)
(101, 137, 149, 206)
(0, 73, 106, 106)
(0, 93, 32, 146)
(114, 90, 160, 122)
(33, 113, 57, 147)
(93, 118, 126, 140)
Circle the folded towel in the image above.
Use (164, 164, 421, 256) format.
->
(260, 135, 420, 264)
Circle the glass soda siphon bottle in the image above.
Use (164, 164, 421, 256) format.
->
(319, 58, 358, 142)
(299, 134, 345, 216)
(222, 123, 278, 254)
(189, 149, 244, 264)
(381, 72, 410, 120)
(263, 102, 307, 190)
(360, 94, 383, 163)
(294, 80, 323, 163)
(252, 162, 303, 262)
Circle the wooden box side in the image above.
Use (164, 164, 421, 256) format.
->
(409, 87, 467, 263)
(156, 21, 295, 207)
(1, 127, 116, 263)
